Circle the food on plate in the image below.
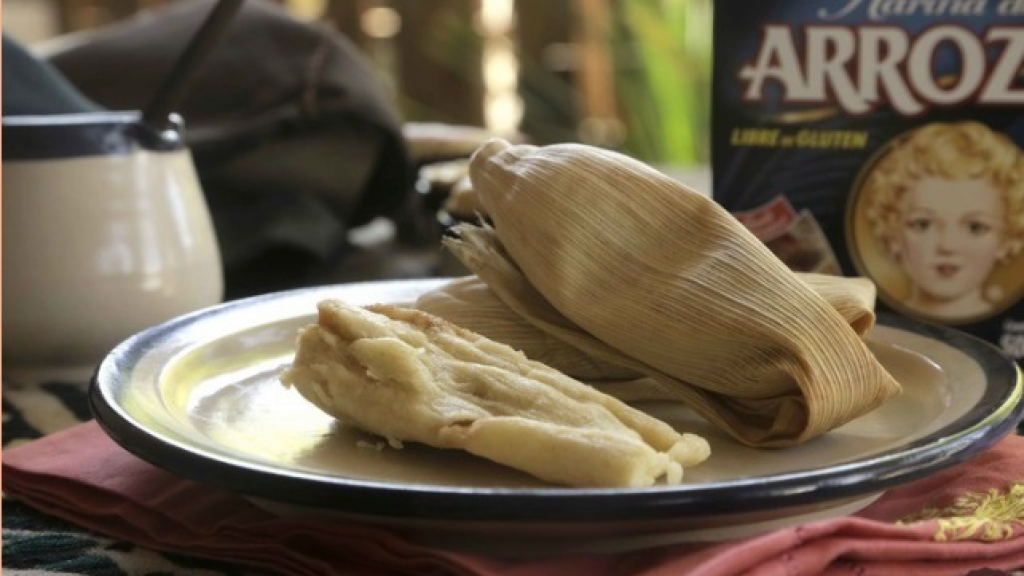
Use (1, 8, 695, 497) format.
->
(415, 272, 878, 382)
(445, 138, 901, 448)
(415, 275, 642, 381)
(280, 299, 710, 488)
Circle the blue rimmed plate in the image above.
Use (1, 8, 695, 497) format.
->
(89, 279, 1023, 555)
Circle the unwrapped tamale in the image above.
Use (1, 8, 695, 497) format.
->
(281, 299, 710, 488)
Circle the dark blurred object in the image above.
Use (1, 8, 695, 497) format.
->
(396, 123, 521, 246)
(139, 0, 245, 135)
(2, 33, 102, 116)
(41, 0, 412, 299)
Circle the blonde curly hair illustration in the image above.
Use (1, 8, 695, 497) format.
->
(859, 121, 1024, 320)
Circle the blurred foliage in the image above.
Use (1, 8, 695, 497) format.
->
(610, 0, 712, 166)
(53, 0, 712, 164)
(362, 0, 713, 166)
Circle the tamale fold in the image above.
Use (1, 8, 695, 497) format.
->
(797, 273, 877, 336)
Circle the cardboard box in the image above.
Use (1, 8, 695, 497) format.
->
(712, 1, 1024, 359)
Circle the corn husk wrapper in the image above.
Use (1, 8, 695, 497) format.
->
(445, 225, 681, 396)
(797, 273, 877, 335)
(443, 225, 866, 430)
(449, 139, 901, 448)
(440, 229, 883, 403)
(439, 178, 879, 338)
(415, 275, 642, 381)
(416, 271, 876, 384)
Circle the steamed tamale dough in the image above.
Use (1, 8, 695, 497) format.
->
(447, 138, 901, 448)
(280, 299, 710, 488)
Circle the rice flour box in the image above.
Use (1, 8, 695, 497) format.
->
(711, 1, 1024, 360)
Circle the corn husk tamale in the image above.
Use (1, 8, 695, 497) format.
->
(447, 139, 901, 448)
(439, 180, 879, 338)
(439, 229, 882, 404)
(417, 271, 877, 384)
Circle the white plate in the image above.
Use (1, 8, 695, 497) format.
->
(90, 279, 1023, 556)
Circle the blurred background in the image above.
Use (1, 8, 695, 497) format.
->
(4, 0, 714, 299)
(5, 0, 712, 167)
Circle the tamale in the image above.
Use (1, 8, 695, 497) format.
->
(450, 139, 901, 448)
(436, 177, 878, 338)
(280, 299, 710, 487)
(417, 270, 878, 383)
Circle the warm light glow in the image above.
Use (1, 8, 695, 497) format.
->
(485, 93, 525, 136)
(284, 0, 327, 21)
(361, 6, 402, 39)
(480, 0, 521, 137)
(478, 0, 516, 35)
(483, 45, 519, 91)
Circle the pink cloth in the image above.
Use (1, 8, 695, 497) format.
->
(3, 421, 1023, 576)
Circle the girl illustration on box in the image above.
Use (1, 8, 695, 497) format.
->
(857, 121, 1024, 322)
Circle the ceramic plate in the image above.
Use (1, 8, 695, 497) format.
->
(89, 279, 1023, 555)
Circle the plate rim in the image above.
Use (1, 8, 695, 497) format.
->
(88, 279, 1024, 524)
